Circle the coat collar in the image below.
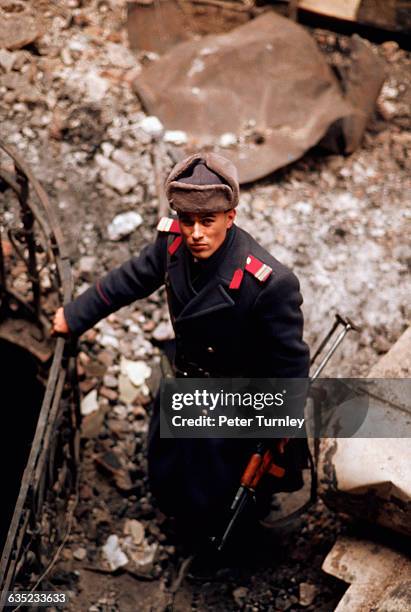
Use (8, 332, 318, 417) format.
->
(167, 225, 249, 322)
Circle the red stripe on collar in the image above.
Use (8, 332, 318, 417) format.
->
(229, 268, 244, 289)
(168, 235, 182, 255)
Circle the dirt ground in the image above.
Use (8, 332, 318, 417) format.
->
(0, 1, 410, 610)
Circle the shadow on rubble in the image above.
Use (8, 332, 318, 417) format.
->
(0, 339, 44, 551)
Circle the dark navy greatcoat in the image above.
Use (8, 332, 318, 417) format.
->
(64, 223, 310, 538)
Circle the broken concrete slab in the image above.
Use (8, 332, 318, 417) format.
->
(134, 11, 384, 183)
(298, 0, 411, 34)
(127, 0, 193, 54)
(318, 437, 411, 535)
(318, 327, 411, 536)
(127, 0, 250, 55)
(299, 0, 362, 21)
(322, 536, 411, 611)
(321, 34, 386, 153)
(368, 326, 411, 378)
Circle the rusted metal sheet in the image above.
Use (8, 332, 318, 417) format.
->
(0, 140, 79, 601)
(133, 11, 385, 183)
(322, 536, 411, 611)
(317, 327, 411, 537)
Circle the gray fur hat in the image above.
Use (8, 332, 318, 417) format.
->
(165, 152, 239, 213)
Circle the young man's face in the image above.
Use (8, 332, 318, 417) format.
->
(178, 209, 236, 260)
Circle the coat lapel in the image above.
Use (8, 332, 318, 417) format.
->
(177, 280, 235, 321)
(167, 255, 192, 307)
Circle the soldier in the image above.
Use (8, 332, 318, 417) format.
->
(52, 152, 310, 548)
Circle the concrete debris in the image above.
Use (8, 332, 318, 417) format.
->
(124, 539, 158, 574)
(152, 320, 174, 342)
(78, 256, 97, 280)
(85, 70, 110, 102)
(102, 534, 128, 571)
(219, 132, 237, 148)
(81, 408, 104, 438)
(299, 582, 318, 607)
(94, 450, 134, 492)
(120, 357, 151, 387)
(163, 130, 188, 145)
(123, 518, 145, 546)
(97, 334, 119, 350)
(81, 389, 99, 416)
(105, 42, 136, 70)
(0, 49, 16, 72)
(98, 158, 139, 196)
(73, 547, 87, 561)
(103, 374, 118, 389)
(111, 148, 138, 171)
(118, 373, 138, 405)
(101, 524, 157, 575)
(0, 1, 44, 51)
(107, 211, 143, 240)
(138, 115, 163, 138)
(99, 386, 118, 401)
(232, 587, 249, 606)
(322, 536, 411, 611)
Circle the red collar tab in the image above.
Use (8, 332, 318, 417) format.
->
(229, 268, 244, 290)
(168, 235, 182, 255)
(157, 217, 181, 234)
(245, 255, 272, 282)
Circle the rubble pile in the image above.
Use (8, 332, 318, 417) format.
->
(0, 1, 409, 609)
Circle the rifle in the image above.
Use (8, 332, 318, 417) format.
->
(212, 313, 360, 552)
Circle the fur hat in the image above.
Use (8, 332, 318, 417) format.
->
(165, 152, 239, 213)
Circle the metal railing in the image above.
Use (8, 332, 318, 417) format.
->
(0, 140, 79, 603)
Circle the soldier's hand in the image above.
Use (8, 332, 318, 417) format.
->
(51, 306, 70, 337)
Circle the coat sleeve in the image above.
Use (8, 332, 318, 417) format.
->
(253, 270, 310, 378)
(63, 233, 168, 336)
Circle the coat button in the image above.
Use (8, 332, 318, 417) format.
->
(207, 346, 215, 353)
